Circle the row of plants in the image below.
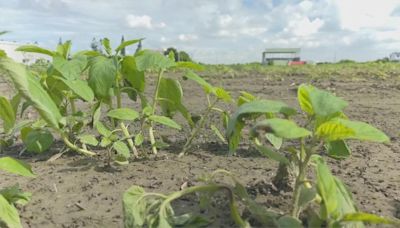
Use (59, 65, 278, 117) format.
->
(0, 36, 399, 227)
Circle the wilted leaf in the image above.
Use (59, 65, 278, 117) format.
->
(123, 186, 147, 227)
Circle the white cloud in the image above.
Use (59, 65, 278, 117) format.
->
(178, 34, 198, 41)
(126, 14, 153, 29)
(285, 16, 324, 37)
(218, 14, 233, 27)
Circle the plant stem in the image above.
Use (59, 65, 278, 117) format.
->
(62, 135, 97, 156)
(69, 98, 76, 114)
(120, 122, 139, 158)
(148, 69, 164, 155)
(179, 98, 218, 157)
(159, 184, 248, 228)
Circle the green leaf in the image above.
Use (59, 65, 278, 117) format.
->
(174, 62, 205, 71)
(100, 137, 112, 147)
(123, 186, 147, 227)
(0, 194, 22, 228)
(227, 99, 296, 154)
(277, 216, 303, 228)
(15, 45, 54, 57)
(317, 119, 389, 142)
(102, 38, 112, 55)
(184, 71, 214, 94)
(237, 91, 256, 106)
(253, 118, 311, 139)
(255, 144, 289, 164)
(56, 40, 71, 59)
(297, 84, 314, 115)
(88, 56, 117, 100)
(53, 55, 87, 80)
(265, 133, 282, 150)
(113, 141, 130, 159)
(135, 50, 176, 71)
(315, 157, 338, 218)
(215, 87, 232, 103)
(0, 96, 16, 132)
(0, 58, 62, 129)
(298, 185, 316, 208)
(121, 56, 145, 92)
(326, 140, 351, 159)
(211, 125, 226, 143)
(149, 115, 181, 130)
(0, 157, 35, 177)
(78, 134, 98, 146)
(0, 185, 31, 206)
(134, 133, 144, 146)
(23, 129, 54, 153)
(96, 122, 112, 137)
(340, 212, 400, 225)
(115, 38, 143, 53)
(57, 78, 94, 102)
(107, 108, 139, 121)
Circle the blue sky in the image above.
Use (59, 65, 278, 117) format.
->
(1, 0, 400, 63)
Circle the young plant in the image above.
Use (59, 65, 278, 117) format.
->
(0, 157, 35, 228)
(244, 84, 397, 226)
(179, 71, 232, 156)
(123, 169, 250, 228)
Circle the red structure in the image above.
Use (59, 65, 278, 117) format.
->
(288, 61, 306, 65)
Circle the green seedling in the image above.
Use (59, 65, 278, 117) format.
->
(179, 71, 232, 156)
(123, 169, 250, 228)
(0, 157, 35, 228)
(243, 84, 398, 226)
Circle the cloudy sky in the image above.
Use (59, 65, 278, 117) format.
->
(1, 0, 400, 63)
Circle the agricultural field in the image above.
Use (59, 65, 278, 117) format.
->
(1, 40, 400, 228)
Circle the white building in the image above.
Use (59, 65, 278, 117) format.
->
(389, 52, 400, 62)
(0, 41, 51, 64)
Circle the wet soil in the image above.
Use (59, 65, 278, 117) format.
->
(1, 72, 400, 227)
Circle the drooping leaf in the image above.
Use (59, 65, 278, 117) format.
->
(88, 56, 117, 100)
(0, 96, 16, 132)
(0, 185, 31, 205)
(102, 38, 112, 55)
(215, 87, 232, 103)
(277, 216, 303, 228)
(184, 71, 214, 94)
(0, 194, 22, 228)
(325, 140, 351, 159)
(298, 185, 317, 208)
(339, 212, 400, 225)
(316, 120, 355, 141)
(297, 84, 314, 115)
(56, 40, 71, 59)
(107, 108, 139, 121)
(0, 157, 35, 177)
(265, 133, 282, 150)
(0, 59, 62, 129)
(123, 186, 147, 227)
(135, 50, 176, 71)
(211, 125, 226, 143)
(23, 129, 54, 153)
(254, 144, 289, 164)
(121, 56, 145, 92)
(149, 115, 181, 130)
(53, 55, 87, 80)
(15, 45, 54, 57)
(113, 141, 130, 159)
(315, 157, 338, 219)
(115, 38, 143, 53)
(174, 62, 205, 71)
(237, 91, 256, 106)
(253, 118, 311, 139)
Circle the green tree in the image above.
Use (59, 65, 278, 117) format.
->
(178, 51, 192, 62)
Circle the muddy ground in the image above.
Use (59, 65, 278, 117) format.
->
(1, 72, 400, 227)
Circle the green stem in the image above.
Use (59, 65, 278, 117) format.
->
(179, 98, 218, 157)
(159, 184, 248, 228)
(148, 69, 164, 155)
(69, 98, 76, 114)
(62, 135, 97, 156)
(120, 122, 139, 157)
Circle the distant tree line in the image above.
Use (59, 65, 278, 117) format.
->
(163, 47, 192, 62)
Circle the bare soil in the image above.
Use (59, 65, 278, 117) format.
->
(1, 72, 400, 227)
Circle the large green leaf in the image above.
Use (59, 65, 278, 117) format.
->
(88, 56, 117, 100)
(0, 96, 16, 132)
(57, 78, 94, 102)
(0, 194, 22, 228)
(298, 84, 348, 118)
(0, 157, 35, 177)
(115, 38, 143, 53)
(123, 186, 147, 227)
(23, 129, 54, 153)
(113, 141, 130, 159)
(184, 71, 213, 94)
(149, 115, 181, 130)
(253, 118, 311, 139)
(315, 158, 338, 219)
(15, 45, 54, 57)
(158, 78, 193, 126)
(107, 108, 139, 121)
(135, 50, 176, 71)
(226, 100, 296, 154)
(316, 119, 389, 142)
(53, 55, 87, 80)
(0, 58, 62, 129)
(121, 56, 145, 92)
